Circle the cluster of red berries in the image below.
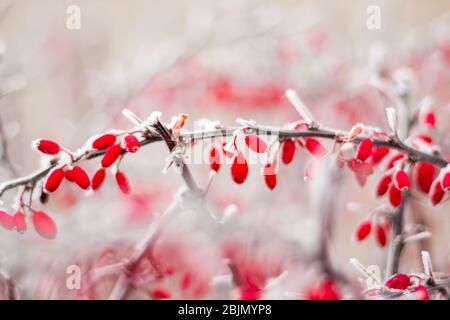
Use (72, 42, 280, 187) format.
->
(0, 134, 142, 239)
(207, 133, 327, 190)
(354, 216, 390, 247)
(0, 209, 56, 240)
(35, 133, 140, 196)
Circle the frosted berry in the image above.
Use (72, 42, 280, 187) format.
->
(393, 170, 410, 191)
(385, 274, 411, 290)
(67, 166, 91, 190)
(415, 162, 438, 193)
(429, 179, 445, 206)
(375, 223, 387, 247)
(123, 135, 140, 153)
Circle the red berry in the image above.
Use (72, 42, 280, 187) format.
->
(371, 147, 390, 164)
(32, 211, 57, 239)
(244, 134, 267, 153)
(354, 220, 372, 241)
(231, 152, 249, 184)
(355, 138, 373, 162)
(123, 135, 140, 153)
(262, 163, 277, 190)
(13, 211, 26, 232)
(429, 179, 445, 206)
(33, 139, 60, 155)
(375, 174, 392, 197)
(115, 171, 131, 194)
(91, 168, 106, 191)
(415, 162, 438, 193)
(92, 134, 116, 150)
(385, 274, 411, 290)
(208, 146, 221, 172)
(44, 168, 65, 193)
(422, 111, 436, 128)
(281, 139, 296, 164)
(415, 134, 433, 144)
(386, 153, 405, 169)
(375, 223, 387, 247)
(150, 288, 171, 299)
(304, 137, 327, 157)
(414, 285, 429, 300)
(441, 171, 450, 191)
(101, 144, 122, 168)
(0, 211, 15, 230)
(66, 166, 91, 190)
(393, 170, 410, 191)
(388, 184, 402, 207)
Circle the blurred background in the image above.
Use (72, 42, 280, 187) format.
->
(0, 0, 449, 299)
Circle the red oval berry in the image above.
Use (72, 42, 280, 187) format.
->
(394, 170, 410, 191)
(32, 211, 57, 239)
(354, 220, 372, 241)
(415, 134, 433, 144)
(371, 147, 390, 164)
(244, 134, 267, 153)
(33, 139, 60, 155)
(44, 168, 65, 193)
(91, 168, 106, 191)
(101, 144, 122, 168)
(123, 135, 140, 153)
(231, 152, 249, 184)
(115, 171, 131, 194)
(429, 179, 445, 206)
(0, 211, 15, 230)
(415, 162, 438, 193)
(67, 166, 91, 190)
(375, 174, 392, 197)
(441, 171, 450, 191)
(150, 288, 171, 299)
(262, 163, 277, 190)
(388, 184, 402, 207)
(13, 211, 26, 232)
(386, 153, 405, 169)
(281, 139, 296, 164)
(92, 134, 116, 150)
(422, 111, 436, 128)
(375, 223, 387, 247)
(304, 138, 327, 157)
(355, 138, 373, 162)
(385, 274, 411, 290)
(208, 146, 221, 172)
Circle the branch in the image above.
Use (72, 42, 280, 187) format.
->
(0, 123, 447, 199)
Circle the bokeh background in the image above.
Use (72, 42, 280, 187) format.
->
(0, 0, 449, 299)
